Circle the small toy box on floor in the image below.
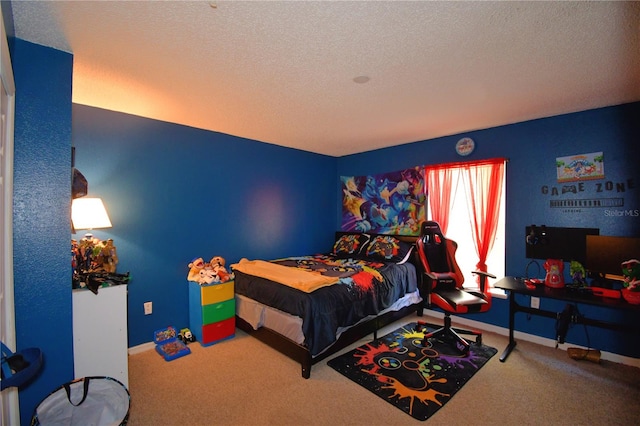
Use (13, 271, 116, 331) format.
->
(154, 326, 191, 361)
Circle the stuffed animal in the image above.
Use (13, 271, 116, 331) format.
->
(187, 257, 206, 282)
(210, 256, 225, 269)
(210, 256, 231, 282)
(198, 268, 217, 284)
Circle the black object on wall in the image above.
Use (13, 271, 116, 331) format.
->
(585, 235, 640, 277)
(525, 225, 599, 263)
(71, 168, 88, 199)
(71, 148, 88, 199)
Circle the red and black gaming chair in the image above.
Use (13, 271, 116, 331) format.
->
(416, 221, 495, 355)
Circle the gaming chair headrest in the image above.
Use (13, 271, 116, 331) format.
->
(418, 221, 449, 272)
(420, 221, 444, 245)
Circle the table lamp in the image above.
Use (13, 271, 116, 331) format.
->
(72, 197, 112, 239)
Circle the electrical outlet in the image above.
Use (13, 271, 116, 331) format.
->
(530, 297, 540, 309)
(144, 301, 152, 315)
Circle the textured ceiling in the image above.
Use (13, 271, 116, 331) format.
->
(9, 1, 640, 156)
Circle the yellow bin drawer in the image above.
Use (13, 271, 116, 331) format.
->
(201, 281, 234, 305)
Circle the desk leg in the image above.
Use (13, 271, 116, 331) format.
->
(500, 341, 517, 362)
(499, 291, 517, 362)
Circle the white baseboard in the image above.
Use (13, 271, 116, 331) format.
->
(128, 341, 154, 355)
(127, 312, 640, 369)
(421, 309, 640, 369)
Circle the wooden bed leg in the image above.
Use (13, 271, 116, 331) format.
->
(373, 315, 380, 340)
(302, 354, 312, 379)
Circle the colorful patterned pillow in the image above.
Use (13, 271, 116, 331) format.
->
(332, 233, 369, 257)
(363, 235, 413, 263)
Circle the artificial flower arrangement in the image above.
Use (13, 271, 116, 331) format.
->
(621, 259, 640, 304)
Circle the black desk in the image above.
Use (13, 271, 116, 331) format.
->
(494, 276, 640, 362)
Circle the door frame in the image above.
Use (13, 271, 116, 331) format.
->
(1, 6, 19, 425)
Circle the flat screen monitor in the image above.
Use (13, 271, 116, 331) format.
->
(585, 235, 640, 279)
(525, 226, 599, 263)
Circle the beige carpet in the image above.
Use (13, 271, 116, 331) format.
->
(127, 317, 640, 425)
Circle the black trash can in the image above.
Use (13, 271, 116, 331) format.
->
(31, 376, 130, 426)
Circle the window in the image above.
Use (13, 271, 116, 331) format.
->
(426, 159, 506, 291)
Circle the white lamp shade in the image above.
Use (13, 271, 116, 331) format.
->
(72, 198, 112, 230)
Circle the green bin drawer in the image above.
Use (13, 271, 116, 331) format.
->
(202, 298, 235, 324)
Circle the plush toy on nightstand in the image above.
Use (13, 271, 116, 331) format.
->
(198, 268, 217, 284)
(210, 256, 232, 282)
(187, 257, 206, 283)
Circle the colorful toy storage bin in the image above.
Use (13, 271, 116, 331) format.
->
(154, 326, 191, 361)
(188, 279, 235, 346)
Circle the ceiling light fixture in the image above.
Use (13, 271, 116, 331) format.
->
(353, 76, 370, 84)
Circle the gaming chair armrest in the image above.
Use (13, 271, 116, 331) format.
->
(426, 271, 459, 280)
(472, 270, 496, 293)
(423, 271, 456, 306)
(425, 271, 458, 293)
(422, 272, 436, 306)
(426, 272, 459, 289)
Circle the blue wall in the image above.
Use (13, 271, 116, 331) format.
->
(11, 38, 74, 426)
(337, 102, 640, 358)
(71, 105, 337, 347)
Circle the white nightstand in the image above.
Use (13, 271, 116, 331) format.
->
(72, 284, 128, 388)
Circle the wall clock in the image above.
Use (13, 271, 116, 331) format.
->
(455, 137, 475, 156)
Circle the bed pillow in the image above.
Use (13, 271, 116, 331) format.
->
(332, 233, 370, 258)
(362, 235, 414, 263)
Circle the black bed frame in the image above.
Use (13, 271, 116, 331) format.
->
(234, 233, 424, 379)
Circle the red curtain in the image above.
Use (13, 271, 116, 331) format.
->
(425, 166, 456, 234)
(461, 159, 506, 273)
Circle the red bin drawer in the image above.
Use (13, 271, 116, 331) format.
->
(201, 317, 235, 346)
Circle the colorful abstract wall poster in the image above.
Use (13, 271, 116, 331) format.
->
(556, 152, 604, 182)
(341, 166, 426, 235)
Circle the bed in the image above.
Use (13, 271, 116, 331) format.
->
(232, 232, 424, 378)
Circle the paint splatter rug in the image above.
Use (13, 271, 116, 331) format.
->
(327, 322, 497, 421)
